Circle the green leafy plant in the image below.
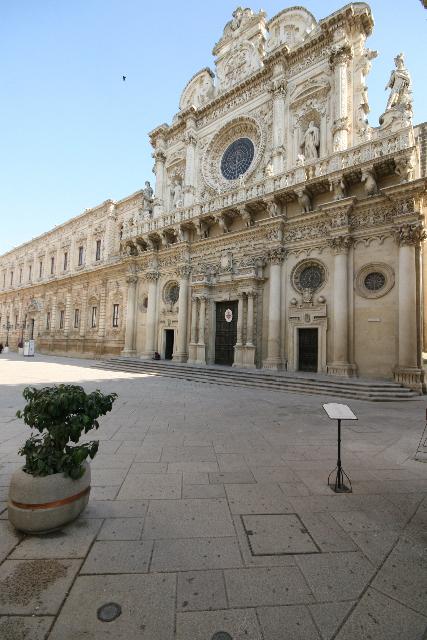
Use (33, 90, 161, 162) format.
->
(16, 385, 117, 479)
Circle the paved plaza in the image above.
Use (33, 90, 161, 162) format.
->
(0, 353, 426, 639)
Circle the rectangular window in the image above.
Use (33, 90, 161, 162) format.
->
(19, 268, 22, 284)
(10, 271, 13, 286)
(59, 309, 65, 330)
(91, 306, 97, 328)
(112, 304, 119, 327)
(15, 314, 18, 329)
(78, 246, 84, 266)
(95, 239, 101, 261)
(50, 256, 55, 274)
(63, 252, 68, 271)
(39, 261, 43, 278)
(3, 272, 5, 288)
(74, 308, 80, 328)
(28, 265, 32, 281)
(46, 312, 50, 330)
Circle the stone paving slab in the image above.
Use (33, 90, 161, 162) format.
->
(176, 608, 261, 640)
(224, 566, 315, 607)
(10, 519, 102, 559)
(81, 540, 153, 574)
(308, 600, 356, 640)
(225, 482, 293, 514)
(117, 471, 182, 500)
(142, 499, 235, 538)
(48, 573, 176, 640)
(257, 604, 321, 639)
(242, 513, 319, 555)
(176, 570, 228, 611)
(150, 536, 242, 572)
(0, 615, 54, 640)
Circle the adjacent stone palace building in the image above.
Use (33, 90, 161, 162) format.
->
(1, 3, 426, 391)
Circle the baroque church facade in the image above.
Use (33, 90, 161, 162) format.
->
(1, 3, 427, 391)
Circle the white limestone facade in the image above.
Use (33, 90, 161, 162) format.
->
(1, 3, 426, 391)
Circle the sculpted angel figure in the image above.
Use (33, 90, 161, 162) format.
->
(385, 53, 412, 111)
(300, 121, 320, 160)
(171, 178, 183, 208)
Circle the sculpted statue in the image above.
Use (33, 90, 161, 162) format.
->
(264, 160, 274, 177)
(142, 180, 153, 214)
(296, 188, 312, 213)
(385, 53, 412, 112)
(361, 169, 378, 196)
(171, 178, 183, 208)
(300, 121, 320, 160)
(394, 155, 414, 183)
(223, 7, 252, 37)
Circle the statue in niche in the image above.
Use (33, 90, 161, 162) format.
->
(264, 159, 274, 177)
(385, 53, 412, 112)
(300, 121, 320, 160)
(171, 178, 183, 208)
(361, 169, 378, 196)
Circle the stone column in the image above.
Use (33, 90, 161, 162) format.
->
(122, 274, 138, 355)
(196, 295, 207, 365)
(184, 126, 197, 207)
(97, 279, 108, 339)
(394, 224, 425, 390)
(263, 247, 285, 369)
(330, 46, 352, 151)
(174, 264, 191, 362)
(153, 148, 166, 217)
(79, 285, 88, 339)
(143, 269, 159, 358)
(105, 201, 117, 259)
(327, 235, 355, 376)
(270, 75, 286, 174)
(188, 296, 198, 363)
(63, 289, 72, 337)
(233, 293, 244, 367)
(243, 291, 256, 369)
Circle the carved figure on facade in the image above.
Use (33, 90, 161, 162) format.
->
(300, 120, 320, 160)
(330, 177, 347, 201)
(266, 200, 280, 218)
(296, 188, 313, 213)
(238, 206, 254, 227)
(216, 213, 230, 233)
(142, 181, 154, 213)
(385, 53, 412, 112)
(394, 155, 414, 183)
(171, 178, 183, 209)
(361, 169, 378, 196)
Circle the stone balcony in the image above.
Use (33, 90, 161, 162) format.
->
(121, 127, 416, 253)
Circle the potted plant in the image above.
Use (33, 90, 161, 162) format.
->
(8, 384, 117, 533)
(17, 340, 24, 354)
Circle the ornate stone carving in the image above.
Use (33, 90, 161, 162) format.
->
(360, 169, 378, 196)
(238, 206, 254, 227)
(395, 223, 427, 247)
(177, 264, 191, 279)
(145, 270, 160, 282)
(385, 53, 412, 112)
(328, 235, 353, 254)
(300, 121, 320, 160)
(269, 246, 286, 264)
(394, 155, 414, 183)
(295, 188, 313, 213)
(329, 177, 347, 200)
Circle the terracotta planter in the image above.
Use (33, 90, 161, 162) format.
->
(8, 462, 91, 533)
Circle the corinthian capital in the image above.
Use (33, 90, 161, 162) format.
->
(177, 264, 192, 279)
(153, 149, 166, 163)
(395, 223, 427, 247)
(269, 246, 286, 265)
(329, 44, 353, 68)
(145, 270, 160, 282)
(328, 235, 353, 254)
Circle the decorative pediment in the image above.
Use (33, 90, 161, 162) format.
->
(179, 68, 216, 111)
(266, 7, 317, 53)
(289, 78, 330, 108)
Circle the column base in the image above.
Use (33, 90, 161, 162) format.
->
(140, 351, 155, 360)
(173, 352, 188, 363)
(393, 366, 424, 393)
(263, 357, 282, 370)
(327, 362, 357, 377)
(121, 349, 137, 357)
(187, 343, 198, 364)
(232, 344, 244, 368)
(242, 345, 256, 369)
(195, 344, 206, 365)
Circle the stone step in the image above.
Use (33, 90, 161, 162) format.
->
(92, 358, 418, 401)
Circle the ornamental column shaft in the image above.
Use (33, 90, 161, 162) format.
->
(105, 201, 117, 258)
(195, 295, 207, 365)
(122, 274, 138, 355)
(63, 289, 72, 337)
(270, 75, 286, 174)
(184, 125, 197, 207)
(246, 292, 255, 346)
(144, 270, 159, 357)
(398, 243, 417, 367)
(330, 46, 352, 151)
(190, 297, 198, 344)
(263, 248, 285, 369)
(97, 280, 108, 339)
(153, 147, 166, 217)
(79, 286, 88, 338)
(174, 265, 191, 362)
(236, 294, 244, 346)
(51, 293, 57, 332)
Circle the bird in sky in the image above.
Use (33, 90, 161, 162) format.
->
(122, 75, 126, 82)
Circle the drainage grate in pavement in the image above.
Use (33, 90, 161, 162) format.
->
(211, 633, 233, 640)
(97, 602, 122, 622)
(242, 513, 320, 556)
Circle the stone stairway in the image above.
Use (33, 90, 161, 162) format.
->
(91, 357, 420, 401)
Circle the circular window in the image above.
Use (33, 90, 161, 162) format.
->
(355, 263, 394, 299)
(364, 272, 385, 291)
(163, 282, 180, 305)
(300, 266, 324, 290)
(292, 260, 327, 294)
(220, 138, 254, 180)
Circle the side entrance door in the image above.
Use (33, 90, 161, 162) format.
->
(165, 329, 174, 360)
(298, 328, 318, 372)
(215, 301, 238, 366)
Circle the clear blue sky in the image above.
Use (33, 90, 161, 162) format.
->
(1, 1, 426, 256)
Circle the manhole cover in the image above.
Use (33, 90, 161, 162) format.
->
(97, 602, 122, 622)
(211, 633, 233, 640)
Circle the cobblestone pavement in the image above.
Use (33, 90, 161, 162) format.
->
(0, 353, 426, 639)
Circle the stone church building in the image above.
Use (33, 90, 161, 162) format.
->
(1, 3, 426, 391)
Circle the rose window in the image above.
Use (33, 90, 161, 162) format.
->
(220, 138, 255, 180)
(299, 266, 324, 290)
(163, 282, 180, 305)
(364, 272, 386, 291)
